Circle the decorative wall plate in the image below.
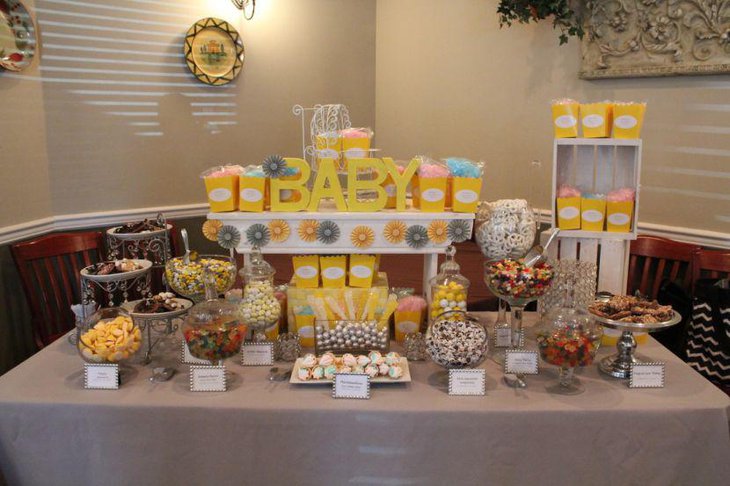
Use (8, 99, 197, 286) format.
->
(0, 0, 37, 72)
(184, 17, 244, 86)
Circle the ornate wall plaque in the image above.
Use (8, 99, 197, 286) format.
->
(580, 0, 730, 79)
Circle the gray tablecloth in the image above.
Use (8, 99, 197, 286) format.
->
(1, 313, 728, 486)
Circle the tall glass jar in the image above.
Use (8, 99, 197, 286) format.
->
(428, 246, 470, 324)
(239, 248, 281, 341)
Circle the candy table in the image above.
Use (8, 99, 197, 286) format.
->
(0, 313, 728, 486)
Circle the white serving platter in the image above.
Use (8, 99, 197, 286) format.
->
(80, 259, 152, 283)
(121, 297, 193, 318)
(289, 357, 411, 385)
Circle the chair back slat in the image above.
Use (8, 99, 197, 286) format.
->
(651, 259, 667, 298)
(627, 235, 699, 300)
(691, 249, 730, 292)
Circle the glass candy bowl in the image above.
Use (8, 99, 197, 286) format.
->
(165, 254, 236, 302)
(535, 307, 602, 395)
(426, 311, 488, 369)
(77, 307, 142, 364)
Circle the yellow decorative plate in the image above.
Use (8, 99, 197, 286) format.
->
(184, 18, 244, 86)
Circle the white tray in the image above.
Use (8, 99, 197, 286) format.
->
(81, 259, 152, 283)
(289, 357, 411, 385)
(121, 297, 193, 318)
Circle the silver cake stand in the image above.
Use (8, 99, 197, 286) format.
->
(590, 310, 682, 379)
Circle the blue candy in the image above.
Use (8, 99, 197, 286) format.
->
(446, 158, 481, 178)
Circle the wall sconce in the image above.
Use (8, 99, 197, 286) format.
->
(231, 0, 256, 20)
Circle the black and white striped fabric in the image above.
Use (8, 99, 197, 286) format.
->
(686, 279, 730, 387)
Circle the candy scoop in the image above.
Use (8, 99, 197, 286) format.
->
(523, 229, 560, 268)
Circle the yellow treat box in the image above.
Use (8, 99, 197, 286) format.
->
(394, 309, 423, 343)
(349, 254, 376, 288)
(613, 103, 646, 139)
(451, 177, 482, 213)
(292, 255, 320, 288)
(315, 132, 342, 167)
(204, 175, 239, 212)
(551, 102, 579, 138)
(556, 197, 582, 230)
(606, 200, 634, 232)
(383, 173, 397, 208)
(264, 322, 279, 341)
(238, 175, 267, 212)
(341, 128, 372, 169)
(580, 102, 613, 138)
(415, 177, 448, 212)
(580, 198, 607, 231)
(320, 255, 347, 289)
(293, 314, 316, 347)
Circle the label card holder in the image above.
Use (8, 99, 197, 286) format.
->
(495, 328, 512, 348)
(241, 342, 275, 366)
(332, 373, 370, 399)
(449, 369, 486, 396)
(84, 363, 119, 390)
(504, 349, 539, 375)
(190, 365, 227, 392)
(629, 362, 665, 388)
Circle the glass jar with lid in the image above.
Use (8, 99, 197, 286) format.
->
(182, 266, 247, 364)
(238, 248, 281, 341)
(428, 245, 470, 324)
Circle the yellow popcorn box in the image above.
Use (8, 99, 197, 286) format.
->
(294, 314, 316, 347)
(204, 175, 239, 212)
(416, 177, 448, 212)
(383, 173, 397, 208)
(264, 322, 279, 341)
(613, 103, 646, 139)
(320, 255, 347, 289)
(606, 200, 634, 232)
(580, 198, 607, 231)
(292, 255, 320, 289)
(349, 254, 376, 288)
(341, 128, 372, 170)
(551, 101, 579, 138)
(394, 309, 423, 343)
(315, 132, 342, 168)
(238, 175, 267, 212)
(556, 197, 581, 230)
(580, 102, 613, 138)
(451, 177, 482, 213)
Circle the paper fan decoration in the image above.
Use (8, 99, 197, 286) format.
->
(448, 220, 471, 243)
(217, 225, 241, 250)
(245, 224, 270, 247)
(405, 225, 429, 249)
(262, 155, 288, 178)
(297, 220, 319, 242)
(350, 226, 375, 248)
(427, 220, 448, 244)
(202, 219, 223, 242)
(383, 220, 407, 244)
(268, 220, 290, 242)
(317, 220, 341, 245)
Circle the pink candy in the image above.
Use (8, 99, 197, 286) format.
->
(557, 185, 581, 198)
(607, 187, 635, 202)
(418, 164, 449, 178)
(340, 128, 371, 139)
(397, 296, 427, 312)
(205, 165, 243, 178)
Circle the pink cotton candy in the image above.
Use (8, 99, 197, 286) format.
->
(607, 187, 635, 202)
(418, 164, 449, 178)
(397, 296, 427, 312)
(557, 185, 581, 198)
(204, 165, 244, 178)
(340, 128, 372, 139)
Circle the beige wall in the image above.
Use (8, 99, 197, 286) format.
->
(0, 0, 376, 222)
(375, 0, 730, 233)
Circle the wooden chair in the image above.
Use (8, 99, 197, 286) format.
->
(11, 232, 104, 349)
(691, 248, 730, 290)
(627, 235, 700, 299)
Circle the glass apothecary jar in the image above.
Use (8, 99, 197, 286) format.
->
(426, 310, 488, 369)
(77, 307, 142, 364)
(428, 245, 470, 324)
(239, 248, 281, 341)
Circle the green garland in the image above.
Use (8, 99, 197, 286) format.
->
(497, 0, 584, 45)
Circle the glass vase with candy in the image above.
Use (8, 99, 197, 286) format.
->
(428, 245, 470, 325)
(239, 247, 281, 342)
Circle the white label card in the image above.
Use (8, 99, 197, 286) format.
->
(190, 366, 227, 392)
(495, 328, 512, 348)
(504, 350, 539, 375)
(449, 369, 486, 396)
(181, 341, 213, 365)
(629, 363, 665, 388)
(332, 373, 370, 399)
(84, 364, 119, 390)
(241, 342, 274, 366)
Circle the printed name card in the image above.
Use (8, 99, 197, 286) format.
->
(448, 369, 486, 396)
(504, 350, 539, 375)
(629, 362, 665, 388)
(181, 342, 212, 365)
(495, 328, 512, 348)
(241, 342, 274, 366)
(332, 373, 370, 399)
(84, 363, 119, 390)
(190, 365, 227, 392)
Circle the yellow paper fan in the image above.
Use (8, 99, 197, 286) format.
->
(297, 220, 319, 242)
(383, 220, 407, 244)
(268, 220, 291, 243)
(202, 219, 223, 242)
(427, 220, 448, 244)
(350, 225, 375, 248)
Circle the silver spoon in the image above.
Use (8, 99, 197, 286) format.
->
(180, 228, 191, 264)
(523, 229, 560, 268)
(150, 367, 176, 382)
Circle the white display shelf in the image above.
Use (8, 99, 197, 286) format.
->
(555, 138, 641, 147)
(554, 230, 634, 240)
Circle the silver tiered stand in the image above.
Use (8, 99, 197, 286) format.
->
(121, 299, 193, 364)
(591, 310, 682, 379)
(106, 213, 172, 268)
